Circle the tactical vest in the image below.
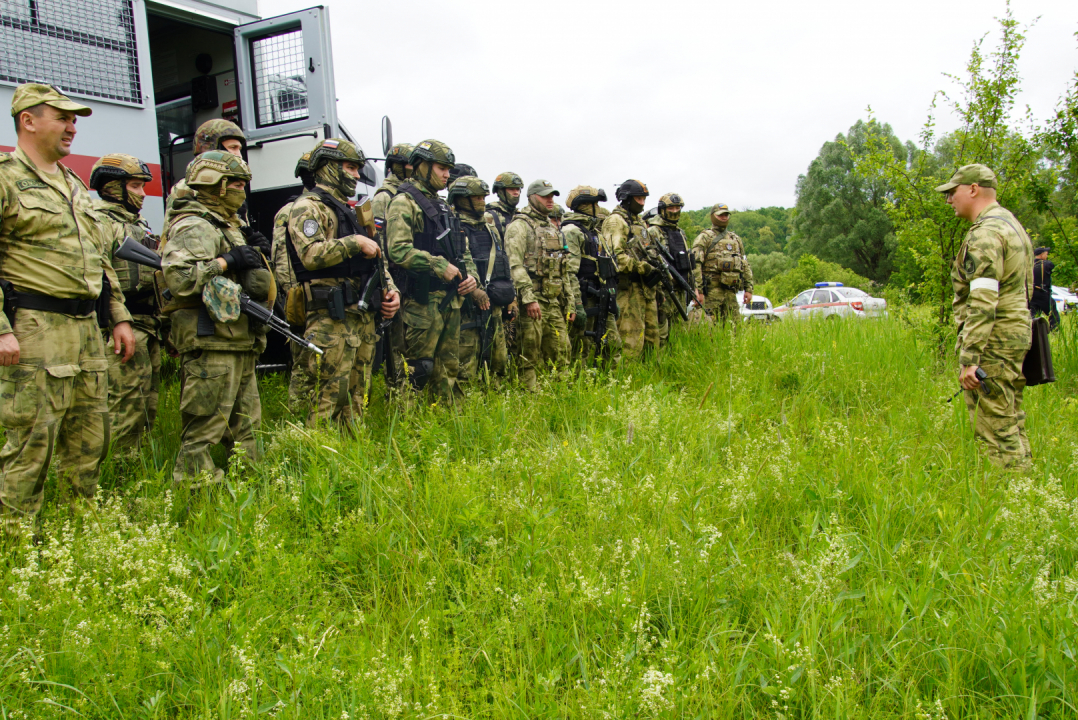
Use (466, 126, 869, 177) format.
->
(514, 211, 567, 300)
(702, 230, 744, 274)
(460, 219, 509, 283)
(486, 203, 514, 240)
(286, 188, 375, 283)
(564, 218, 616, 282)
(656, 223, 691, 275)
(397, 181, 464, 295)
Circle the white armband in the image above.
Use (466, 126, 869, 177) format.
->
(969, 277, 999, 293)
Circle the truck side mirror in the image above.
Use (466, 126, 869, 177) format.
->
(381, 115, 393, 156)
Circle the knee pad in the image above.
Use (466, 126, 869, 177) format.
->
(408, 357, 435, 391)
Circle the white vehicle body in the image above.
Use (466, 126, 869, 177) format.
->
(1051, 285, 1077, 315)
(773, 284, 888, 320)
(736, 291, 776, 321)
(0, 0, 372, 234)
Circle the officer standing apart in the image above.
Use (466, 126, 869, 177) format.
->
(448, 177, 514, 386)
(162, 152, 273, 485)
(90, 154, 162, 450)
(563, 186, 620, 364)
(940, 164, 1033, 470)
(1030, 246, 1059, 330)
(604, 180, 659, 360)
(285, 139, 398, 426)
(505, 180, 572, 392)
(385, 140, 479, 399)
(692, 203, 753, 328)
(0, 84, 136, 522)
(648, 192, 693, 346)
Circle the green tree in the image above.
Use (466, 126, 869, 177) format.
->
(679, 206, 793, 255)
(790, 119, 905, 283)
(746, 251, 794, 286)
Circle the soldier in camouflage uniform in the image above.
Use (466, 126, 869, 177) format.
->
(692, 203, 753, 328)
(603, 180, 659, 360)
(563, 186, 620, 365)
(448, 177, 513, 385)
(89, 154, 162, 450)
(940, 164, 1034, 469)
(370, 143, 413, 396)
(0, 84, 136, 521)
(271, 152, 314, 296)
(285, 139, 398, 426)
(506, 180, 572, 392)
(385, 140, 480, 400)
(161, 152, 272, 485)
(487, 172, 524, 237)
(648, 193, 693, 346)
(549, 203, 564, 230)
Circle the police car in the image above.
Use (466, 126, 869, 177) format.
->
(1052, 285, 1078, 315)
(772, 283, 888, 320)
(738, 291, 777, 321)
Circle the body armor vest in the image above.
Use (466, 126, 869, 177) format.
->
(564, 218, 604, 280)
(461, 219, 510, 283)
(286, 188, 374, 283)
(657, 224, 692, 275)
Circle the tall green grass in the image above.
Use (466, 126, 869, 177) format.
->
(2, 312, 1076, 718)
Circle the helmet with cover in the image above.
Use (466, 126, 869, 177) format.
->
(385, 143, 414, 180)
(90, 153, 153, 213)
(448, 176, 489, 215)
(615, 179, 649, 213)
(492, 171, 525, 209)
(409, 139, 456, 191)
(449, 163, 478, 185)
(186, 150, 252, 217)
(657, 191, 684, 222)
(193, 119, 246, 155)
(295, 151, 314, 190)
(550, 203, 564, 220)
(567, 185, 607, 213)
(309, 138, 365, 198)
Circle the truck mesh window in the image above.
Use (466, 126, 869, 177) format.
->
(250, 28, 308, 127)
(0, 0, 142, 105)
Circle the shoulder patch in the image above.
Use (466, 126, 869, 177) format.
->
(963, 253, 976, 273)
(302, 218, 319, 237)
(15, 179, 48, 191)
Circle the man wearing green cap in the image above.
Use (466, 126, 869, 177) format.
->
(505, 179, 572, 392)
(938, 163, 1034, 469)
(692, 203, 753, 328)
(0, 83, 137, 524)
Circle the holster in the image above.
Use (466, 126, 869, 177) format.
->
(0, 278, 16, 330)
(96, 272, 112, 329)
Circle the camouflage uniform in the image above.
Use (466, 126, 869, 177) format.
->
(164, 119, 247, 217)
(93, 197, 162, 449)
(385, 140, 477, 400)
(604, 205, 658, 360)
(951, 202, 1034, 468)
(506, 188, 571, 392)
(161, 153, 269, 485)
(647, 194, 692, 345)
(0, 113, 133, 518)
(563, 185, 620, 365)
(693, 209, 753, 328)
(285, 139, 389, 427)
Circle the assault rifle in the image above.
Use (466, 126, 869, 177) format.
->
(114, 237, 323, 356)
(635, 242, 689, 322)
(437, 212, 469, 312)
(582, 277, 617, 359)
(357, 247, 399, 385)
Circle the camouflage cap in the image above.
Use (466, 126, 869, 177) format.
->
(935, 164, 998, 192)
(194, 119, 246, 155)
(11, 83, 91, 117)
(527, 179, 559, 197)
(202, 276, 243, 324)
(492, 172, 524, 191)
(711, 203, 732, 216)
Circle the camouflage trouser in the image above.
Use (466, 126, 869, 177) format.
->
(963, 354, 1032, 469)
(402, 295, 460, 400)
(459, 307, 507, 384)
(517, 297, 570, 392)
(704, 285, 741, 328)
(174, 350, 261, 485)
(106, 323, 160, 450)
(616, 279, 659, 361)
(0, 310, 109, 519)
(570, 281, 621, 367)
(290, 309, 377, 427)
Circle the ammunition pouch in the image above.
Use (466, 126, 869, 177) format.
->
(485, 278, 515, 307)
(597, 255, 617, 281)
(643, 268, 663, 288)
(306, 282, 358, 321)
(96, 272, 111, 329)
(285, 286, 307, 326)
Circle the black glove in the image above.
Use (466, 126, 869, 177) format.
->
(241, 226, 272, 257)
(220, 245, 265, 272)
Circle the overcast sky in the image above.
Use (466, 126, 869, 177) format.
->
(263, 0, 1076, 212)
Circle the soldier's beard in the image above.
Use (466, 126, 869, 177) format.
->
(529, 196, 551, 216)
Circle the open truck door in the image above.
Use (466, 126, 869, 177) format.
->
(232, 6, 339, 232)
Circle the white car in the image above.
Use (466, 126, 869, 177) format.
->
(737, 291, 777, 321)
(1051, 285, 1077, 315)
(772, 283, 888, 320)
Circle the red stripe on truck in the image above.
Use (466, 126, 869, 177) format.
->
(0, 146, 163, 196)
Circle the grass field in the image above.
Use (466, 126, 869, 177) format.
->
(2, 312, 1077, 719)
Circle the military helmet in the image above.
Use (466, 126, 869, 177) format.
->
(492, 172, 524, 191)
(447, 176, 490, 204)
(409, 139, 455, 168)
(567, 185, 607, 211)
(89, 153, 152, 191)
(615, 179, 650, 202)
(295, 151, 312, 178)
(385, 143, 414, 167)
(657, 192, 684, 211)
(193, 119, 246, 155)
(550, 203, 564, 220)
(186, 150, 252, 188)
(309, 138, 365, 174)
(449, 163, 478, 184)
